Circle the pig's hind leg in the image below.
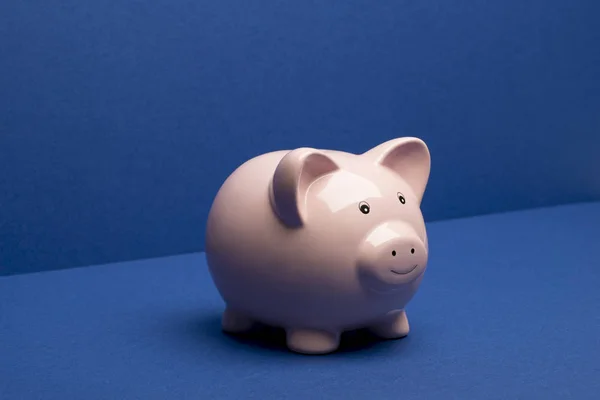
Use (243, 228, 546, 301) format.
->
(286, 328, 340, 354)
(221, 308, 255, 333)
(368, 309, 410, 339)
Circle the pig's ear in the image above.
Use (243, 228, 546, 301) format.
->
(364, 137, 431, 203)
(269, 148, 339, 228)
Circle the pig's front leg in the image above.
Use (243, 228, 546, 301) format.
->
(286, 328, 340, 354)
(369, 309, 410, 339)
(221, 308, 255, 333)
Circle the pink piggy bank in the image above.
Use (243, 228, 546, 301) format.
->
(205, 137, 431, 354)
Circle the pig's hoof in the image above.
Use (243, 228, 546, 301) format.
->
(221, 308, 254, 334)
(286, 328, 340, 354)
(369, 309, 410, 339)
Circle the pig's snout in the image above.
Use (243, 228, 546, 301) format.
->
(357, 221, 427, 291)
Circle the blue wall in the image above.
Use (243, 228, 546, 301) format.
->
(1, 0, 599, 275)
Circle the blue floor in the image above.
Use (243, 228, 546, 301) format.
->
(2, 202, 600, 399)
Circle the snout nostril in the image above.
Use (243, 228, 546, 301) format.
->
(391, 250, 396, 257)
(410, 248, 415, 254)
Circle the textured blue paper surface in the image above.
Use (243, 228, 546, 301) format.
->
(2, 203, 599, 399)
(2, 0, 600, 274)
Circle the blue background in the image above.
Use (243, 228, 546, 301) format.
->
(1, 0, 600, 275)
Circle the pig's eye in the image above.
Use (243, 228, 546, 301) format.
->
(358, 201, 370, 214)
(397, 192, 406, 204)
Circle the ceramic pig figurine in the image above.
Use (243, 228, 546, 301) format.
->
(205, 137, 431, 354)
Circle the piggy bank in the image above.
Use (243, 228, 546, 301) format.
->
(205, 137, 431, 354)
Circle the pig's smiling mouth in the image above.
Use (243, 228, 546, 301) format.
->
(391, 265, 418, 275)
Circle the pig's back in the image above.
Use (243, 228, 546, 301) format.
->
(205, 149, 354, 261)
(205, 150, 292, 269)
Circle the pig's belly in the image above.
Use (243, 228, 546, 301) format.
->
(219, 276, 419, 331)
(207, 250, 421, 331)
